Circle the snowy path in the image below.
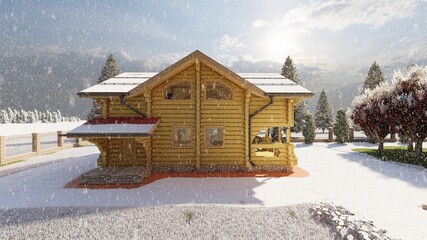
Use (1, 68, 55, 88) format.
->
(0, 143, 426, 239)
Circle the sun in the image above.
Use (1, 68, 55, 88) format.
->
(257, 29, 301, 62)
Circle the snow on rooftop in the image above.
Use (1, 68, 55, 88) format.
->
(78, 72, 313, 96)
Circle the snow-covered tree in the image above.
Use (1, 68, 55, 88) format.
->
(302, 113, 316, 144)
(388, 66, 427, 157)
(351, 83, 395, 152)
(362, 61, 384, 92)
(314, 90, 334, 132)
(88, 54, 120, 119)
(281, 56, 300, 84)
(0, 110, 9, 123)
(281, 56, 306, 132)
(333, 109, 350, 144)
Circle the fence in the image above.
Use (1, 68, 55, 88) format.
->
(0, 131, 84, 165)
(290, 127, 398, 143)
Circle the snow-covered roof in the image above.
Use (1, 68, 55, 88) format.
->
(78, 72, 312, 97)
(238, 73, 313, 96)
(67, 117, 159, 138)
(77, 52, 312, 98)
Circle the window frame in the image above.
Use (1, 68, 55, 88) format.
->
(171, 127, 192, 148)
(163, 80, 193, 101)
(204, 126, 225, 148)
(204, 81, 234, 101)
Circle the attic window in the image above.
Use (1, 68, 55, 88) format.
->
(165, 81, 191, 100)
(206, 82, 233, 100)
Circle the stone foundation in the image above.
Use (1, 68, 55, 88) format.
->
(80, 165, 292, 185)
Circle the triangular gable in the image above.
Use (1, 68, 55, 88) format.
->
(127, 50, 266, 98)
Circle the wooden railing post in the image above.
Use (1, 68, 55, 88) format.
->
(328, 128, 334, 142)
(32, 133, 41, 155)
(0, 136, 6, 165)
(74, 138, 82, 147)
(57, 131, 64, 149)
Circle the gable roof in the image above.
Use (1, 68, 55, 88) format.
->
(77, 50, 313, 98)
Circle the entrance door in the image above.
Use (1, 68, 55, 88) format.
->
(120, 139, 137, 163)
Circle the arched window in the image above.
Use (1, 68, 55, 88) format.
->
(164, 81, 191, 100)
(205, 82, 233, 100)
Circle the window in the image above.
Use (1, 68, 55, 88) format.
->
(165, 81, 191, 100)
(206, 127, 224, 147)
(206, 82, 233, 100)
(173, 127, 191, 147)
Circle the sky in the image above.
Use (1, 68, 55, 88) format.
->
(1, 0, 427, 75)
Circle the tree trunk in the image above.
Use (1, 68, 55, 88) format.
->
(407, 139, 414, 152)
(415, 140, 423, 158)
(378, 139, 384, 154)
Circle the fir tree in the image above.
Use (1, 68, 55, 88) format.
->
(362, 61, 384, 92)
(281, 56, 300, 84)
(333, 109, 350, 144)
(302, 113, 316, 144)
(314, 90, 333, 133)
(281, 56, 306, 132)
(87, 54, 120, 119)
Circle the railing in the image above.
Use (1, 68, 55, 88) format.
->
(290, 127, 398, 143)
(0, 131, 84, 165)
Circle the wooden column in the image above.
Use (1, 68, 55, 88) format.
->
(244, 91, 251, 167)
(138, 138, 152, 167)
(57, 131, 64, 149)
(144, 90, 152, 118)
(32, 133, 41, 155)
(286, 127, 291, 144)
(195, 59, 201, 169)
(0, 136, 6, 165)
(287, 100, 294, 125)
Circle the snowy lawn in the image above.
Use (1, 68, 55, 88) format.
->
(0, 142, 426, 239)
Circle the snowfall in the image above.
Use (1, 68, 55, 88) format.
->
(0, 123, 426, 239)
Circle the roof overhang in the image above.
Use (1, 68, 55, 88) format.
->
(67, 117, 159, 138)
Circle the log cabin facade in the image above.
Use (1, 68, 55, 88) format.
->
(68, 51, 313, 172)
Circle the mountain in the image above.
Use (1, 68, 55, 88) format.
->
(1, 47, 424, 119)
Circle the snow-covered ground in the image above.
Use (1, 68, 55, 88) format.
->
(0, 142, 426, 239)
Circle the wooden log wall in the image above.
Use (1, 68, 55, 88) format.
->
(200, 64, 245, 166)
(151, 65, 197, 166)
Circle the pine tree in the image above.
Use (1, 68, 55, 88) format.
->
(281, 56, 306, 132)
(87, 54, 120, 119)
(314, 90, 334, 133)
(281, 56, 300, 84)
(333, 109, 350, 144)
(302, 113, 316, 144)
(362, 61, 384, 92)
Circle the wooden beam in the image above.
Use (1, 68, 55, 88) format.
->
(286, 127, 291, 144)
(195, 58, 201, 169)
(244, 91, 251, 167)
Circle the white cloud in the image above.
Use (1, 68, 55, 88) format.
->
(281, 0, 426, 32)
(217, 35, 246, 50)
(252, 19, 268, 28)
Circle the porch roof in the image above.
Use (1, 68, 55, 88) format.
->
(67, 117, 159, 138)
